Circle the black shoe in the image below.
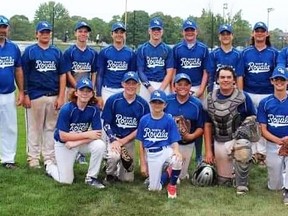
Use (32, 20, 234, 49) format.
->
(283, 188, 288, 205)
(2, 163, 17, 169)
(103, 175, 120, 185)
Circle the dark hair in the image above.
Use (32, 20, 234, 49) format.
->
(215, 66, 237, 83)
(250, 35, 271, 46)
(69, 89, 98, 105)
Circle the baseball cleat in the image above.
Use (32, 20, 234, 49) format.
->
(167, 184, 177, 199)
(85, 177, 105, 189)
(236, 186, 249, 195)
(75, 152, 88, 165)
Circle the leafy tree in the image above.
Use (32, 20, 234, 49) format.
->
(9, 15, 34, 40)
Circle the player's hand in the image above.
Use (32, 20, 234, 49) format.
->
(111, 140, 122, 153)
(65, 141, 78, 149)
(204, 151, 214, 164)
(86, 130, 102, 140)
(23, 95, 31, 108)
(173, 150, 182, 161)
(140, 161, 148, 177)
(281, 136, 288, 145)
(54, 97, 64, 110)
(16, 91, 24, 106)
(96, 97, 104, 110)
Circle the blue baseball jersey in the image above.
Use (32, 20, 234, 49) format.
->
(257, 94, 288, 138)
(136, 113, 181, 148)
(54, 102, 102, 142)
(207, 47, 243, 92)
(96, 45, 136, 92)
(0, 39, 22, 94)
(62, 45, 98, 87)
(173, 40, 209, 86)
(137, 41, 174, 82)
(240, 45, 278, 94)
(165, 94, 204, 135)
(22, 44, 65, 100)
(101, 92, 150, 137)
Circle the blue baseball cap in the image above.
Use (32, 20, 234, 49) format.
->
(182, 19, 197, 30)
(76, 78, 93, 90)
(150, 90, 167, 103)
(112, 22, 126, 32)
(122, 71, 139, 82)
(270, 66, 288, 80)
(149, 17, 163, 29)
(218, 24, 233, 34)
(0, 15, 9, 26)
(253, 22, 268, 31)
(75, 21, 91, 32)
(36, 21, 52, 32)
(174, 73, 192, 84)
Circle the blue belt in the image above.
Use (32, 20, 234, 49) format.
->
(147, 147, 163, 153)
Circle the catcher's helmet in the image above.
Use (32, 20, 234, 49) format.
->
(191, 162, 217, 186)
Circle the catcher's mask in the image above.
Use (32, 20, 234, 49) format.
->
(191, 162, 217, 186)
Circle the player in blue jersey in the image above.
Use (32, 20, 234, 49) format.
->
(207, 24, 243, 92)
(22, 21, 66, 168)
(45, 78, 106, 188)
(62, 21, 98, 164)
(137, 90, 182, 198)
(0, 15, 24, 169)
(204, 66, 256, 194)
(173, 19, 209, 165)
(257, 65, 288, 205)
(96, 22, 136, 109)
(165, 73, 204, 182)
(137, 17, 174, 102)
(240, 21, 279, 167)
(101, 71, 150, 184)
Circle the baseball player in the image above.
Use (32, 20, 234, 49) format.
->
(96, 21, 136, 109)
(136, 90, 182, 199)
(45, 78, 106, 188)
(0, 15, 24, 169)
(137, 17, 174, 102)
(239, 21, 279, 167)
(207, 24, 243, 92)
(173, 19, 209, 165)
(165, 73, 204, 182)
(204, 66, 256, 195)
(62, 21, 98, 164)
(257, 65, 288, 205)
(101, 71, 150, 184)
(22, 21, 66, 168)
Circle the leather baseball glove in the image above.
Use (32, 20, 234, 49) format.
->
(174, 115, 191, 142)
(233, 116, 260, 142)
(120, 146, 134, 172)
(279, 143, 288, 156)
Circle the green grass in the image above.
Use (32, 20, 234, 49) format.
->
(0, 107, 287, 216)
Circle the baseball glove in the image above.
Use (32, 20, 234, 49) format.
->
(120, 146, 134, 172)
(174, 115, 191, 141)
(279, 143, 288, 156)
(233, 116, 260, 142)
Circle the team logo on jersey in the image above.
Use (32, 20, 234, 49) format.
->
(216, 64, 235, 72)
(267, 114, 288, 127)
(107, 60, 128, 71)
(35, 60, 57, 72)
(69, 122, 90, 132)
(115, 114, 138, 129)
(146, 56, 165, 68)
(0, 56, 14, 69)
(180, 57, 201, 69)
(72, 62, 91, 73)
(143, 128, 168, 142)
(247, 62, 270, 73)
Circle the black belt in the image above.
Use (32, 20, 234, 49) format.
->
(147, 147, 163, 153)
(44, 92, 58, 97)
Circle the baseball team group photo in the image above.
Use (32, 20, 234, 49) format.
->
(1, 1, 288, 215)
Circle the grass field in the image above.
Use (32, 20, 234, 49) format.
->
(0, 107, 287, 216)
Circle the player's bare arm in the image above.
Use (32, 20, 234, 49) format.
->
(59, 129, 102, 142)
(260, 123, 284, 145)
(139, 142, 148, 177)
(15, 66, 24, 106)
(237, 76, 244, 90)
(204, 122, 214, 164)
(182, 127, 203, 143)
(66, 71, 77, 88)
(159, 68, 174, 91)
(55, 73, 66, 110)
(170, 142, 182, 160)
(118, 130, 137, 146)
(196, 69, 208, 98)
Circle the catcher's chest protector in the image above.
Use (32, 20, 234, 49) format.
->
(207, 89, 245, 142)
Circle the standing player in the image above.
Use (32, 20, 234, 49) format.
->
(204, 66, 256, 194)
(45, 78, 106, 188)
(96, 21, 136, 109)
(62, 21, 98, 164)
(22, 21, 66, 168)
(165, 73, 204, 182)
(137, 90, 182, 198)
(0, 15, 24, 169)
(257, 65, 288, 205)
(173, 19, 209, 164)
(137, 17, 174, 102)
(101, 71, 150, 183)
(240, 21, 278, 167)
(207, 24, 243, 92)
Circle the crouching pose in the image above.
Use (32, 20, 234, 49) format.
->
(204, 66, 258, 195)
(137, 90, 182, 198)
(45, 78, 106, 188)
